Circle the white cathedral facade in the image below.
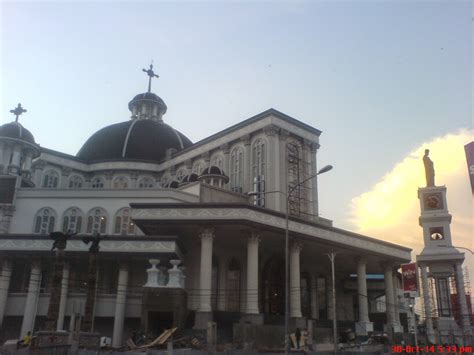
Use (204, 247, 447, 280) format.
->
(0, 69, 412, 347)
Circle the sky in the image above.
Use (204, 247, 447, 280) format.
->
(1, 1, 472, 283)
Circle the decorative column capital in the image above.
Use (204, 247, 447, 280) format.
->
(356, 256, 368, 266)
(61, 167, 72, 177)
(104, 171, 114, 180)
(240, 134, 251, 146)
(263, 125, 279, 137)
(220, 143, 230, 154)
(278, 129, 290, 142)
(290, 241, 303, 253)
(248, 231, 261, 244)
(310, 142, 320, 153)
(199, 227, 215, 240)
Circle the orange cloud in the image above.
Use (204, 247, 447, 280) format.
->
(350, 130, 474, 289)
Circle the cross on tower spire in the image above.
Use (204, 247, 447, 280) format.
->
(10, 103, 27, 123)
(142, 63, 159, 93)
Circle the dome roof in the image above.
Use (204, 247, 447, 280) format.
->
(0, 122, 35, 144)
(77, 119, 192, 163)
(201, 166, 227, 177)
(128, 92, 167, 114)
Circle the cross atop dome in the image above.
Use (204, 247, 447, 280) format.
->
(10, 103, 27, 123)
(142, 63, 159, 93)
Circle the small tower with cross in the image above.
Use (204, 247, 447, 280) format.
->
(416, 150, 472, 345)
(127, 63, 167, 122)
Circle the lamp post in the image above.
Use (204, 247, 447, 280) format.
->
(248, 164, 333, 354)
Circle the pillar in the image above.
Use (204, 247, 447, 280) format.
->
(327, 276, 334, 320)
(392, 270, 402, 330)
(289, 242, 302, 318)
(20, 261, 41, 338)
(221, 145, 230, 190)
(420, 265, 436, 343)
(194, 227, 214, 329)
(310, 274, 319, 319)
(9, 145, 22, 174)
(56, 263, 69, 331)
(455, 262, 473, 344)
(244, 232, 262, 324)
(217, 257, 226, 311)
(242, 136, 251, 193)
(310, 143, 320, 216)
(383, 264, 397, 332)
(112, 265, 129, 348)
(355, 258, 373, 335)
(264, 126, 280, 210)
(0, 259, 12, 327)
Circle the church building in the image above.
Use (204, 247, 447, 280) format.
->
(0, 66, 411, 347)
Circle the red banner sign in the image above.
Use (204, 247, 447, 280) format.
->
(465, 141, 474, 194)
(401, 263, 419, 296)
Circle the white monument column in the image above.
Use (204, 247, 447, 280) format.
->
(420, 264, 436, 343)
(289, 242, 302, 318)
(246, 232, 260, 316)
(383, 264, 396, 331)
(392, 270, 403, 330)
(356, 258, 373, 335)
(56, 263, 69, 330)
(455, 262, 473, 342)
(112, 264, 129, 348)
(0, 259, 12, 327)
(195, 227, 215, 329)
(310, 274, 319, 320)
(21, 260, 41, 338)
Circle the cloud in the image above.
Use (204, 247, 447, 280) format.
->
(350, 129, 474, 290)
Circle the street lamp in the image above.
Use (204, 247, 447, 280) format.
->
(248, 164, 333, 353)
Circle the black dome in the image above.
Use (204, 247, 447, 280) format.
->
(201, 166, 227, 176)
(0, 122, 35, 144)
(77, 119, 192, 163)
(128, 92, 167, 114)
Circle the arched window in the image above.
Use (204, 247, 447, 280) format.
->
(91, 177, 104, 189)
(86, 208, 107, 235)
(34, 207, 56, 234)
(138, 177, 155, 189)
(62, 207, 83, 233)
(226, 258, 241, 312)
(68, 175, 84, 188)
(192, 161, 205, 175)
(211, 155, 224, 170)
(42, 170, 60, 188)
(175, 168, 187, 182)
(113, 207, 135, 235)
(230, 147, 243, 193)
(252, 139, 266, 206)
(112, 176, 129, 189)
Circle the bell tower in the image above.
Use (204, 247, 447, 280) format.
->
(416, 149, 472, 345)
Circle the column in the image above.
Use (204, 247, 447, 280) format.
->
(9, 145, 22, 174)
(221, 145, 230, 190)
(241, 136, 251, 193)
(22, 151, 34, 180)
(289, 242, 302, 318)
(20, 261, 41, 338)
(246, 232, 261, 319)
(392, 270, 403, 332)
(420, 265, 435, 343)
(56, 263, 69, 331)
(263, 126, 280, 210)
(0, 259, 12, 327)
(355, 258, 373, 335)
(60, 167, 71, 188)
(217, 257, 226, 311)
(278, 130, 289, 212)
(327, 276, 334, 320)
(310, 143, 320, 216)
(383, 264, 396, 331)
(0, 142, 5, 172)
(33, 160, 46, 187)
(112, 265, 129, 348)
(194, 227, 214, 329)
(310, 274, 319, 320)
(455, 262, 473, 343)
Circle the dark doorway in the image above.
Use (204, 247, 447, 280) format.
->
(147, 311, 173, 336)
(262, 256, 285, 315)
